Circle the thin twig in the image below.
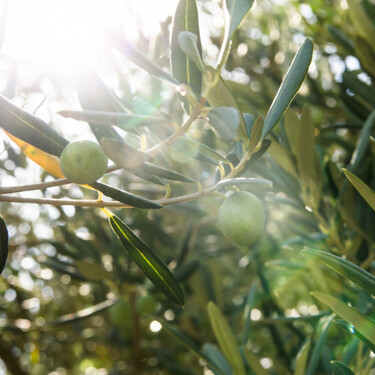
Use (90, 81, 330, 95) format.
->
(146, 97, 205, 157)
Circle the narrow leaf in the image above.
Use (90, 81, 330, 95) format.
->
(205, 67, 247, 138)
(331, 361, 355, 375)
(203, 344, 232, 375)
(141, 162, 196, 183)
(302, 248, 375, 296)
(311, 292, 375, 346)
(0, 95, 68, 156)
(207, 301, 246, 375)
(262, 38, 313, 139)
(219, 0, 254, 66)
(294, 340, 311, 375)
(334, 319, 375, 353)
(100, 137, 147, 169)
(343, 169, 375, 211)
(172, 137, 229, 165)
(305, 314, 335, 375)
(161, 321, 227, 375)
(113, 35, 178, 86)
(207, 106, 240, 142)
(171, 0, 202, 111)
(242, 348, 268, 375)
(109, 214, 184, 306)
(178, 31, 206, 73)
(92, 182, 163, 209)
(348, 110, 375, 173)
(59, 110, 173, 131)
(0, 216, 8, 275)
(248, 116, 263, 154)
(4, 131, 64, 178)
(267, 140, 299, 179)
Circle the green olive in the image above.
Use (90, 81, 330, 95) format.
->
(217, 191, 265, 246)
(109, 299, 132, 329)
(60, 140, 108, 184)
(136, 294, 157, 314)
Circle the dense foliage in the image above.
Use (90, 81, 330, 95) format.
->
(0, 0, 374, 374)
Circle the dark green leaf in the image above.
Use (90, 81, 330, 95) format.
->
(331, 361, 355, 375)
(335, 320, 375, 353)
(207, 107, 240, 142)
(311, 292, 375, 346)
(109, 214, 184, 305)
(0, 215, 8, 274)
(302, 248, 375, 295)
(305, 314, 335, 375)
(92, 182, 163, 209)
(0, 95, 68, 156)
(171, 0, 202, 111)
(141, 162, 196, 183)
(262, 38, 314, 139)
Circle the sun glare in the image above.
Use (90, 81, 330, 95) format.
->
(2, 0, 178, 77)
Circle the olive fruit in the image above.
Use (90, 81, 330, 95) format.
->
(217, 191, 265, 246)
(109, 299, 132, 329)
(136, 294, 157, 314)
(60, 140, 108, 184)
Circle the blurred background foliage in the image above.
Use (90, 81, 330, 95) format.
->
(0, 0, 374, 374)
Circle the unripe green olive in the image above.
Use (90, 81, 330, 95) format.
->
(136, 294, 157, 314)
(109, 299, 132, 329)
(217, 191, 265, 246)
(60, 140, 108, 184)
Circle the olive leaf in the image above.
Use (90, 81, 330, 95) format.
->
(343, 169, 375, 211)
(311, 292, 375, 346)
(0, 95, 68, 156)
(109, 214, 185, 306)
(261, 38, 314, 139)
(207, 106, 240, 142)
(331, 361, 355, 375)
(302, 248, 375, 295)
(294, 340, 311, 375)
(218, 0, 255, 69)
(171, 0, 203, 112)
(0, 216, 8, 275)
(92, 182, 163, 209)
(178, 31, 206, 73)
(207, 301, 246, 375)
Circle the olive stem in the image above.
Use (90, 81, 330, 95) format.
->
(0, 137, 250, 208)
